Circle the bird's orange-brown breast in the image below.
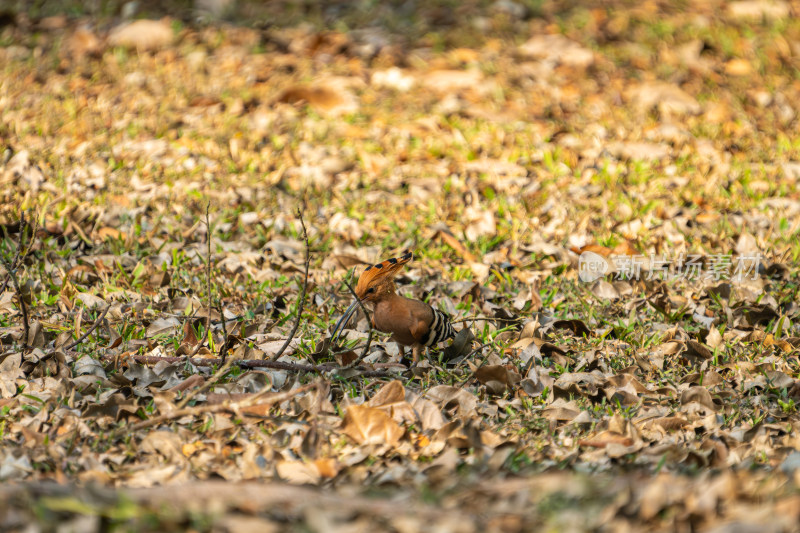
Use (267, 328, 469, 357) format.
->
(372, 293, 433, 346)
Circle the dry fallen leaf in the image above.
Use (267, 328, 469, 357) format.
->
(341, 404, 404, 447)
(277, 83, 357, 115)
(108, 19, 174, 51)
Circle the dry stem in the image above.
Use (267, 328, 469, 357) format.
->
(271, 209, 310, 361)
(175, 357, 233, 410)
(63, 304, 111, 351)
(0, 213, 29, 349)
(339, 279, 374, 370)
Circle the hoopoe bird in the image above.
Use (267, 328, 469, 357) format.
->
(331, 251, 456, 363)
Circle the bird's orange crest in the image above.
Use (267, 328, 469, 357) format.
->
(355, 250, 413, 298)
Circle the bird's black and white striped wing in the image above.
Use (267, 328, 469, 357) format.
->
(421, 308, 455, 347)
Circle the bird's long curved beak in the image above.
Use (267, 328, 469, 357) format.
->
(331, 299, 361, 346)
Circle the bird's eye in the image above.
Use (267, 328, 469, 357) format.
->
(366, 288, 375, 294)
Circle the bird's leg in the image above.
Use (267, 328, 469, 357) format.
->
(412, 345, 422, 363)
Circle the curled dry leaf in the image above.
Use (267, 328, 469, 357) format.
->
(653, 416, 690, 431)
(368, 380, 406, 407)
(628, 82, 701, 116)
(341, 404, 404, 447)
(425, 386, 478, 417)
(542, 405, 580, 422)
(705, 327, 723, 349)
(591, 280, 620, 300)
(552, 319, 591, 337)
(680, 386, 717, 412)
(727, 1, 790, 20)
(371, 68, 415, 91)
(367, 380, 418, 425)
(108, 19, 174, 51)
(328, 212, 363, 242)
(518, 34, 594, 67)
(474, 365, 515, 396)
(146, 317, 181, 337)
(276, 461, 321, 484)
(606, 141, 671, 161)
(579, 431, 634, 449)
(443, 327, 475, 361)
(684, 339, 713, 361)
(463, 205, 496, 242)
(277, 83, 357, 116)
(67, 27, 102, 58)
(421, 69, 483, 92)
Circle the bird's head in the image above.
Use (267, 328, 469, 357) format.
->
(354, 250, 413, 303)
(331, 250, 413, 344)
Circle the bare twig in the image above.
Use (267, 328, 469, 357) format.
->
(216, 299, 229, 360)
(119, 381, 318, 436)
(204, 203, 213, 348)
(176, 357, 233, 409)
(342, 369, 397, 379)
(0, 214, 27, 295)
(20, 213, 39, 265)
(303, 379, 327, 458)
(105, 353, 320, 373)
(0, 213, 29, 350)
(188, 204, 214, 359)
(450, 315, 522, 325)
(210, 204, 230, 361)
(4, 265, 28, 349)
(108, 353, 402, 379)
(340, 279, 374, 370)
(63, 304, 111, 351)
(455, 340, 497, 388)
(0, 271, 9, 296)
(240, 359, 317, 372)
(270, 210, 310, 361)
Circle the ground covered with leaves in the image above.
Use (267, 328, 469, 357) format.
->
(2, 0, 800, 531)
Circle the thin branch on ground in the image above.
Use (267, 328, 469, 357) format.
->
(108, 353, 400, 379)
(450, 315, 523, 325)
(120, 380, 319, 436)
(176, 357, 233, 409)
(63, 304, 111, 351)
(349, 369, 397, 379)
(189, 203, 214, 359)
(109, 353, 318, 372)
(270, 209, 310, 361)
(239, 359, 317, 372)
(340, 280, 374, 370)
